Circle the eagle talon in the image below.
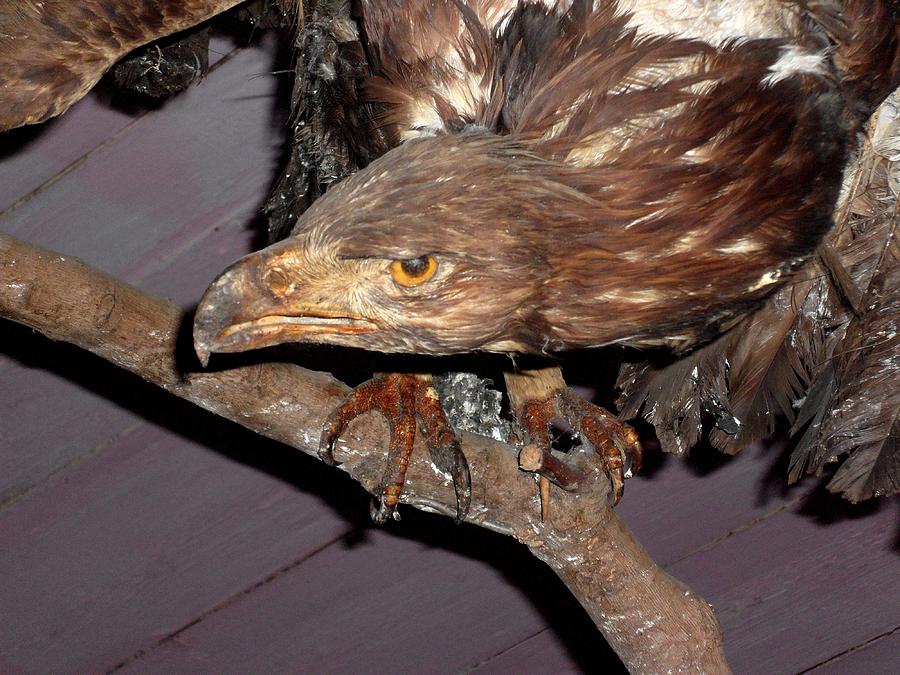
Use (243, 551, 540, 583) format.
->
(318, 432, 342, 467)
(318, 373, 470, 524)
(556, 389, 642, 506)
(515, 389, 641, 509)
(415, 396, 472, 522)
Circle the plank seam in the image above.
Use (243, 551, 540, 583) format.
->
(0, 42, 244, 222)
(797, 625, 900, 673)
(104, 530, 350, 673)
(463, 627, 549, 672)
(661, 492, 808, 567)
(0, 420, 145, 511)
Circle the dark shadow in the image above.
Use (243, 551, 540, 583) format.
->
(92, 9, 285, 123)
(751, 424, 893, 526)
(1, 321, 370, 528)
(894, 502, 900, 554)
(691, 444, 735, 475)
(380, 507, 627, 673)
(0, 121, 54, 160)
(755, 433, 803, 506)
(795, 480, 884, 525)
(91, 75, 168, 119)
(631, 432, 669, 478)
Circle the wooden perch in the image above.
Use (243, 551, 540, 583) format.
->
(0, 232, 730, 673)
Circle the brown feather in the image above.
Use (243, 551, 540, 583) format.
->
(788, 97, 899, 498)
(617, 89, 899, 500)
(312, 2, 850, 355)
(808, 228, 899, 500)
(0, 0, 252, 131)
(617, 338, 731, 456)
(265, 0, 387, 242)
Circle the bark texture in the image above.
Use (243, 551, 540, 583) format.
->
(0, 232, 730, 673)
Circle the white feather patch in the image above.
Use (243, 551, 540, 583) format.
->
(762, 46, 827, 87)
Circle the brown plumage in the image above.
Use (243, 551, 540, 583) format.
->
(198, 3, 852, 353)
(192, 0, 898, 505)
(618, 91, 899, 500)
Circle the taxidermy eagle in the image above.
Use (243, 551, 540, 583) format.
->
(2, 1, 897, 520)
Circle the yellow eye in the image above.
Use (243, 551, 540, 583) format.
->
(390, 255, 438, 287)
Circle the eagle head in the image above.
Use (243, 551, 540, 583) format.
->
(193, 130, 558, 364)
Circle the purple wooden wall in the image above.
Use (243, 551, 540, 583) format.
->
(1, 35, 897, 674)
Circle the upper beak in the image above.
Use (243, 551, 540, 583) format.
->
(193, 243, 377, 366)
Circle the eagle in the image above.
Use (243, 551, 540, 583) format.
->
(191, 0, 899, 520)
(2, 0, 897, 521)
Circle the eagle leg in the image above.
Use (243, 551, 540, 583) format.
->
(319, 373, 470, 524)
(506, 367, 641, 512)
(515, 395, 579, 521)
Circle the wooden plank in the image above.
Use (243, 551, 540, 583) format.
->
(0, 38, 278, 501)
(0, 213, 253, 505)
(0, 97, 134, 216)
(667, 495, 899, 673)
(115, 515, 600, 674)
(0, 419, 353, 673)
(0, 35, 236, 217)
(0, 38, 282, 285)
(806, 628, 899, 674)
(0, 325, 145, 506)
(616, 443, 806, 567)
(468, 627, 626, 674)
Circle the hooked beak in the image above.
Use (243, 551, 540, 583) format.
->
(193, 243, 377, 366)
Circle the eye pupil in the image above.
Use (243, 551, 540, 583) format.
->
(401, 256, 429, 277)
(390, 255, 437, 287)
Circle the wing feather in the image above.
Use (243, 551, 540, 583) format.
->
(618, 90, 899, 500)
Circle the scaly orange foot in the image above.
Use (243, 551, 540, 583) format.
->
(320, 373, 471, 524)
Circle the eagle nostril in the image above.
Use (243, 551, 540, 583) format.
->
(265, 267, 292, 296)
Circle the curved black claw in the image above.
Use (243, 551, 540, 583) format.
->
(370, 497, 402, 524)
(417, 386, 472, 522)
(432, 437, 471, 522)
(318, 374, 471, 524)
(319, 377, 390, 467)
(319, 427, 342, 467)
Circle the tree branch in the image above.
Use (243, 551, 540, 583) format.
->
(0, 232, 730, 673)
